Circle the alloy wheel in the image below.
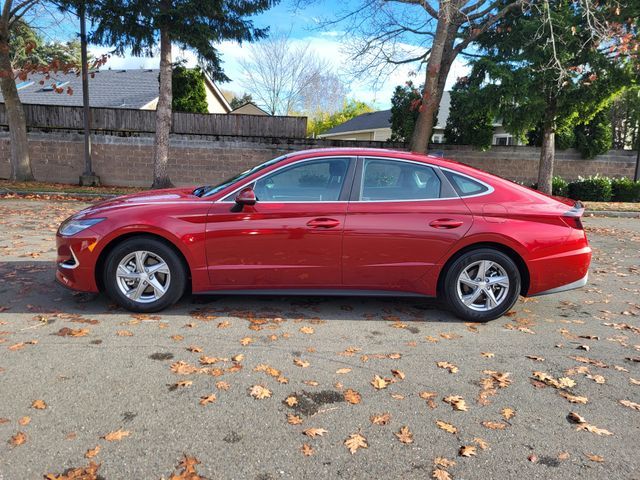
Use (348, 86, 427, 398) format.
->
(115, 250, 171, 303)
(455, 260, 510, 312)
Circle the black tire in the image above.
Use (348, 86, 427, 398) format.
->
(442, 248, 521, 322)
(103, 237, 186, 312)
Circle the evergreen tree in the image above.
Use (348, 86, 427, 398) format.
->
(76, 0, 278, 188)
(172, 66, 208, 114)
(444, 77, 494, 150)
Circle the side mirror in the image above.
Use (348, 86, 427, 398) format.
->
(235, 187, 257, 206)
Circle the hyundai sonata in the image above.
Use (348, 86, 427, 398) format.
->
(56, 148, 591, 321)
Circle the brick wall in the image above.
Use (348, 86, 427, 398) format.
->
(0, 131, 637, 187)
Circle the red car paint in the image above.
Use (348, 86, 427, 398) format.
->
(56, 148, 591, 299)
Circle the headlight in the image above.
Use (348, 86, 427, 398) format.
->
(58, 218, 105, 236)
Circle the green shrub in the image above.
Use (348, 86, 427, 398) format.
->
(552, 176, 569, 197)
(567, 175, 612, 201)
(611, 177, 640, 202)
(530, 176, 569, 196)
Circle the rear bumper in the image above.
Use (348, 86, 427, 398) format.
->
(526, 245, 591, 296)
(530, 272, 588, 296)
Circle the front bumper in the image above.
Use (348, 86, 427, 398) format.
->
(55, 231, 101, 293)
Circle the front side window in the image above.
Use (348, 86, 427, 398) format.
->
(360, 159, 441, 201)
(253, 158, 350, 202)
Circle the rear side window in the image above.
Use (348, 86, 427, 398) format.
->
(360, 159, 441, 201)
(444, 171, 489, 197)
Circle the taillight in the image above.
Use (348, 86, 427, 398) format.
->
(562, 216, 583, 230)
(562, 201, 585, 230)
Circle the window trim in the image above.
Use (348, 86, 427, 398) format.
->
(439, 166, 495, 199)
(350, 156, 458, 203)
(216, 156, 357, 204)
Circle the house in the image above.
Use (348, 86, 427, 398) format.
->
(0, 69, 239, 114)
(318, 91, 518, 145)
(230, 102, 269, 116)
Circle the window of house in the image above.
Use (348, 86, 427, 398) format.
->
(493, 135, 514, 146)
(360, 159, 441, 201)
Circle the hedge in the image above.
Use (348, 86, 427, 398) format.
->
(531, 176, 640, 202)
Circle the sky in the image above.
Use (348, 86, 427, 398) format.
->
(46, 0, 470, 111)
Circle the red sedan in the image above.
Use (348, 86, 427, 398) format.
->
(56, 148, 591, 321)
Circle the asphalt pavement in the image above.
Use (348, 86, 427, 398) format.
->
(0, 199, 638, 480)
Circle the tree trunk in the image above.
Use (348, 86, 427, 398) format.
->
(152, 27, 174, 189)
(537, 98, 557, 194)
(0, 26, 34, 182)
(409, 5, 455, 153)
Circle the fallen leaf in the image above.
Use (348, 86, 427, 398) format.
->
(116, 330, 133, 337)
(437, 361, 459, 374)
(459, 445, 477, 457)
(371, 375, 388, 390)
(103, 429, 130, 441)
(174, 380, 193, 388)
(395, 426, 413, 444)
(199, 394, 216, 406)
(391, 369, 405, 379)
(586, 453, 604, 463)
(436, 420, 457, 434)
(293, 358, 310, 368)
(249, 385, 271, 400)
(301, 443, 314, 456)
(285, 396, 298, 407)
(344, 389, 361, 405)
(18, 416, 30, 426)
(9, 431, 26, 446)
(287, 414, 303, 425)
(482, 421, 507, 430)
(85, 445, 100, 458)
(303, 428, 328, 438)
(481, 352, 495, 358)
(559, 391, 588, 404)
(344, 432, 368, 454)
(568, 411, 587, 424)
(443, 395, 468, 411)
(335, 368, 351, 374)
(432, 468, 452, 480)
(44, 461, 101, 480)
(619, 399, 640, 411)
(187, 345, 203, 353)
(370, 413, 391, 425)
(299, 326, 314, 334)
(474, 437, 489, 450)
(501, 407, 516, 420)
(215, 381, 230, 390)
(434, 457, 456, 468)
(32, 399, 47, 410)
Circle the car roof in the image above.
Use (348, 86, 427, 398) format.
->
(288, 147, 462, 168)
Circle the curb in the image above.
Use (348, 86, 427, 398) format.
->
(585, 210, 640, 218)
(0, 189, 118, 200)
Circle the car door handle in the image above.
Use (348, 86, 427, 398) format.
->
(307, 218, 341, 228)
(429, 218, 464, 229)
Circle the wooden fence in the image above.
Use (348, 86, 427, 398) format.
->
(0, 103, 308, 138)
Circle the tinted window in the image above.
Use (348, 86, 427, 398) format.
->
(360, 159, 441, 201)
(253, 158, 349, 202)
(443, 171, 489, 197)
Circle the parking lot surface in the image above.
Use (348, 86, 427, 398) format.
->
(0, 198, 638, 479)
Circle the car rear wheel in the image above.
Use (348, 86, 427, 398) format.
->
(442, 249, 521, 322)
(103, 237, 186, 312)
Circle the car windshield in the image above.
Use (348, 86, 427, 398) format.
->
(194, 154, 289, 197)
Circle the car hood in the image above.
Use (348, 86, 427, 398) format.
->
(75, 187, 198, 219)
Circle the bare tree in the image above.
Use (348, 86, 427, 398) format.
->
(239, 33, 346, 115)
(303, 0, 529, 152)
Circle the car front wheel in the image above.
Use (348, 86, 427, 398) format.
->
(103, 237, 186, 312)
(442, 249, 521, 322)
